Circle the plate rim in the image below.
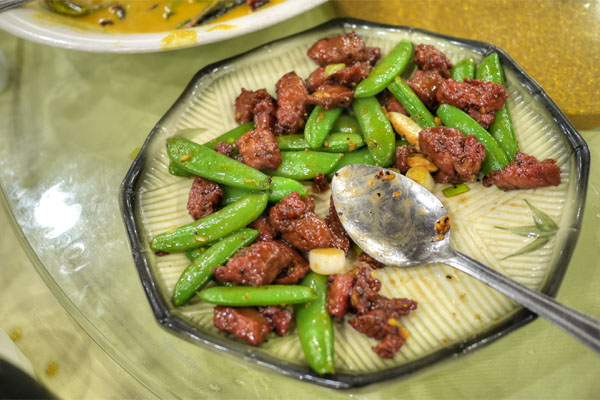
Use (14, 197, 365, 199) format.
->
(119, 17, 591, 389)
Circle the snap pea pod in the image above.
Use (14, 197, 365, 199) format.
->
(352, 96, 395, 167)
(151, 193, 268, 253)
(450, 57, 475, 82)
(326, 147, 376, 179)
(203, 121, 255, 150)
(296, 272, 334, 375)
(304, 106, 344, 149)
(355, 40, 413, 98)
(266, 151, 343, 180)
(476, 53, 519, 161)
(167, 137, 270, 190)
(168, 161, 192, 177)
(198, 285, 317, 306)
(387, 77, 437, 129)
(173, 228, 259, 306)
(436, 104, 509, 174)
(331, 114, 362, 135)
(186, 246, 209, 261)
(221, 176, 307, 206)
(277, 133, 365, 153)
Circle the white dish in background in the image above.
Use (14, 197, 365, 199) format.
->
(0, 0, 328, 53)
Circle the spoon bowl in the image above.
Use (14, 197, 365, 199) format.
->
(331, 164, 600, 352)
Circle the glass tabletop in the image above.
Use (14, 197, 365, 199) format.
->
(0, 1, 599, 398)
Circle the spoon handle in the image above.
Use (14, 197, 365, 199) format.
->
(446, 251, 600, 352)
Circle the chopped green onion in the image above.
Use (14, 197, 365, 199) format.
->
(442, 183, 470, 197)
(324, 63, 346, 78)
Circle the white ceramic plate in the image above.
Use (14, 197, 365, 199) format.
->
(0, 0, 327, 53)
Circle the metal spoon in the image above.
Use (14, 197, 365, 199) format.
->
(331, 164, 600, 352)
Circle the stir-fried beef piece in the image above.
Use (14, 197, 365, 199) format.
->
(235, 128, 281, 170)
(327, 265, 417, 359)
(483, 152, 561, 190)
(307, 83, 354, 110)
(436, 79, 508, 129)
(413, 43, 453, 78)
(213, 306, 272, 346)
(312, 173, 329, 193)
(214, 141, 235, 157)
(213, 240, 307, 286)
(325, 196, 351, 254)
(248, 0, 269, 10)
(395, 145, 411, 174)
(269, 192, 332, 252)
(253, 93, 278, 132)
(234, 88, 273, 125)
(358, 252, 385, 269)
(273, 258, 311, 285)
(258, 306, 293, 336)
(306, 61, 373, 91)
(419, 126, 485, 183)
(406, 70, 445, 110)
(275, 72, 310, 134)
(187, 176, 223, 220)
(378, 89, 408, 115)
(249, 214, 277, 242)
(326, 274, 356, 318)
(307, 31, 380, 66)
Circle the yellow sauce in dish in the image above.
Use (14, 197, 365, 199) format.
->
(35, 0, 283, 34)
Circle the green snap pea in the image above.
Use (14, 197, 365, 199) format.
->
(198, 285, 318, 306)
(387, 77, 437, 129)
(296, 272, 334, 375)
(352, 96, 395, 167)
(304, 106, 344, 149)
(476, 53, 519, 161)
(167, 137, 270, 191)
(151, 193, 268, 253)
(331, 114, 362, 135)
(436, 104, 509, 174)
(203, 121, 255, 150)
(450, 57, 475, 82)
(277, 133, 365, 153)
(173, 228, 259, 306)
(355, 40, 413, 98)
(221, 176, 307, 206)
(186, 246, 210, 261)
(267, 151, 343, 180)
(168, 161, 192, 177)
(326, 147, 376, 179)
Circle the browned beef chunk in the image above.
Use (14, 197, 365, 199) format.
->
(249, 214, 277, 242)
(330, 265, 417, 359)
(275, 72, 309, 135)
(482, 152, 561, 190)
(419, 126, 485, 183)
(273, 257, 310, 285)
(214, 141, 235, 157)
(307, 32, 380, 66)
(378, 89, 408, 115)
(436, 79, 508, 128)
(394, 145, 411, 174)
(306, 61, 373, 91)
(254, 95, 278, 132)
(414, 43, 453, 78)
(407, 70, 445, 110)
(312, 173, 329, 194)
(187, 176, 223, 220)
(325, 196, 351, 255)
(307, 83, 354, 110)
(234, 88, 273, 125)
(358, 252, 385, 269)
(258, 306, 293, 336)
(326, 274, 356, 318)
(269, 192, 332, 252)
(213, 306, 272, 346)
(212, 241, 307, 286)
(235, 128, 281, 170)
(248, 0, 269, 10)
